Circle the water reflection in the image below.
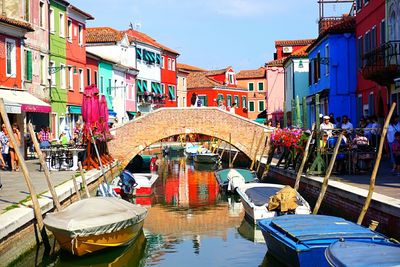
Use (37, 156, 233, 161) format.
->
(9, 157, 271, 267)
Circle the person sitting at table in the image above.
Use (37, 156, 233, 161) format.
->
(38, 126, 52, 149)
(59, 132, 69, 147)
(327, 131, 348, 174)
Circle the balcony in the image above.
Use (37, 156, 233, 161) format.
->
(362, 41, 400, 86)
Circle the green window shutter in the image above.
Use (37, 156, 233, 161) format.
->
(258, 82, 264, 91)
(259, 101, 265, 111)
(227, 95, 232, 106)
(143, 81, 149, 92)
(156, 83, 161, 94)
(136, 48, 142, 60)
(249, 83, 254, 91)
(249, 101, 254, 112)
(156, 54, 161, 65)
(234, 96, 239, 108)
(242, 96, 247, 108)
(151, 82, 156, 93)
(27, 50, 32, 81)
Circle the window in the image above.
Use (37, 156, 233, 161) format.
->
(94, 71, 98, 86)
(217, 94, 224, 103)
(234, 95, 239, 108)
(68, 66, 73, 90)
(161, 56, 165, 69)
(168, 85, 176, 100)
(227, 95, 232, 107)
(198, 95, 208, 106)
(40, 55, 45, 84)
(100, 76, 104, 94)
(79, 69, 84, 92)
(371, 26, 376, 50)
(86, 69, 91, 86)
(380, 20, 385, 45)
(49, 8, 54, 32)
(156, 54, 161, 65)
(78, 25, 83, 45)
(325, 45, 329, 75)
(168, 58, 172, 70)
(242, 96, 247, 108)
(356, 0, 362, 11)
(49, 61, 55, 86)
(67, 19, 72, 42)
(357, 36, 363, 69)
(228, 74, 234, 84)
(308, 62, 312, 85)
(136, 48, 142, 60)
(258, 100, 265, 111)
(172, 59, 175, 71)
(107, 79, 111, 95)
(258, 82, 264, 91)
(24, 50, 32, 81)
(364, 30, 371, 54)
(22, 0, 30, 21)
(6, 39, 16, 77)
(249, 101, 255, 112)
(161, 83, 165, 94)
(316, 52, 321, 80)
(59, 13, 65, 37)
(60, 64, 66, 88)
(248, 82, 254, 91)
(364, 0, 369, 5)
(39, 2, 45, 28)
(368, 93, 374, 116)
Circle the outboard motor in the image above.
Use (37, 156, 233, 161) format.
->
(119, 170, 138, 199)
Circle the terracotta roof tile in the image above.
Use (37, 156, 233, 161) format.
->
(291, 45, 310, 57)
(266, 59, 285, 67)
(86, 27, 124, 43)
(307, 16, 355, 52)
(0, 15, 34, 31)
(187, 71, 222, 89)
(236, 67, 266, 79)
(275, 39, 315, 47)
(177, 63, 207, 72)
(205, 66, 231, 76)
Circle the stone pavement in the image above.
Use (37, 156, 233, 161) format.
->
(0, 159, 76, 212)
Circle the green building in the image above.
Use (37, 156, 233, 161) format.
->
(49, 0, 68, 136)
(98, 60, 115, 116)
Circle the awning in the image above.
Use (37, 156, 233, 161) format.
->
(137, 80, 144, 93)
(168, 86, 175, 100)
(254, 118, 265, 124)
(68, 105, 82, 114)
(0, 89, 51, 114)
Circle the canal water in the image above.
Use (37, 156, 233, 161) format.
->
(9, 156, 282, 267)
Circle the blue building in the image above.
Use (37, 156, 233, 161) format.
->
(306, 17, 357, 127)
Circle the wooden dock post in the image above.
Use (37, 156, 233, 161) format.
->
(294, 124, 315, 191)
(228, 133, 232, 167)
(78, 162, 90, 198)
(256, 134, 269, 173)
(0, 98, 50, 249)
(357, 103, 396, 225)
(27, 122, 61, 211)
(71, 174, 81, 200)
(250, 132, 266, 170)
(313, 132, 343, 214)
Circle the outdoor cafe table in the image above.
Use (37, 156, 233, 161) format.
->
(41, 146, 85, 171)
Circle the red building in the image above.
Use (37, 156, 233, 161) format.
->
(66, 5, 94, 126)
(274, 39, 315, 60)
(356, 0, 388, 122)
(160, 45, 179, 107)
(186, 66, 248, 117)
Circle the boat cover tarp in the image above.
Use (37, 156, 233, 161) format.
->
(244, 187, 281, 206)
(326, 240, 400, 267)
(268, 186, 298, 212)
(44, 197, 147, 238)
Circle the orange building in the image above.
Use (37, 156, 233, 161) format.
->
(186, 66, 248, 117)
(236, 67, 267, 120)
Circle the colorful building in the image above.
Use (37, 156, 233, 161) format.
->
(66, 4, 93, 132)
(177, 63, 206, 108)
(49, 0, 69, 137)
(160, 45, 179, 107)
(307, 17, 357, 126)
(356, 0, 388, 123)
(283, 46, 311, 127)
(97, 59, 116, 121)
(236, 67, 267, 120)
(186, 67, 248, 117)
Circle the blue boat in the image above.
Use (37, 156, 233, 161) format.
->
(258, 215, 393, 267)
(325, 240, 400, 267)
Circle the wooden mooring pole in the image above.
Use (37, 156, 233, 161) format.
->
(0, 98, 50, 249)
(357, 102, 396, 225)
(313, 131, 343, 214)
(256, 134, 269, 173)
(78, 162, 90, 198)
(250, 132, 266, 170)
(294, 124, 315, 191)
(28, 122, 61, 211)
(71, 174, 82, 200)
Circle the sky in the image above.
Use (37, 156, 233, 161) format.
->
(70, 0, 353, 71)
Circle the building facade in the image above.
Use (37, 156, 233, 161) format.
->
(236, 67, 267, 120)
(160, 48, 179, 107)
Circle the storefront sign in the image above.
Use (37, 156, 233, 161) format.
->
(5, 104, 21, 114)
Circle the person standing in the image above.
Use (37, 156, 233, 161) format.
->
(320, 115, 334, 137)
(9, 123, 21, 171)
(218, 99, 226, 111)
(190, 93, 197, 107)
(38, 126, 52, 149)
(0, 124, 10, 170)
(230, 102, 237, 114)
(392, 132, 400, 176)
(387, 115, 399, 172)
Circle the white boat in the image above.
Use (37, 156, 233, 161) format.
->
(184, 143, 201, 159)
(44, 197, 147, 256)
(130, 173, 159, 196)
(228, 170, 311, 224)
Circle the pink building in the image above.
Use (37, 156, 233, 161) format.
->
(266, 59, 285, 125)
(125, 72, 137, 117)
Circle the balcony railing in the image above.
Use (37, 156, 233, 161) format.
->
(362, 41, 400, 86)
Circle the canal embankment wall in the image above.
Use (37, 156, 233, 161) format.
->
(264, 165, 400, 240)
(0, 162, 119, 266)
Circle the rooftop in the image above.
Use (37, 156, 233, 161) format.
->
(86, 27, 124, 43)
(0, 15, 34, 31)
(177, 63, 207, 72)
(236, 67, 266, 79)
(275, 39, 315, 47)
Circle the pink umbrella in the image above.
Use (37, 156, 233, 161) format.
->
(82, 86, 93, 135)
(99, 95, 109, 135)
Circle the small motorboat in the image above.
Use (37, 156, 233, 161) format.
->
(235, 181, 311, 224)
(215, 168, 258, 192)
(258, 214, 395, 267)
(44, 197, 147, 256)
(193, 152, 220, 164)
(184, 143, 201, 160)
(131, 172, 159, 196)
(325, 240, 400, 267)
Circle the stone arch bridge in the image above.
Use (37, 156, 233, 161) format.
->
(109, 107, 271, 166)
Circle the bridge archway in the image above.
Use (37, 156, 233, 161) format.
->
(109, 107, 271, 167)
